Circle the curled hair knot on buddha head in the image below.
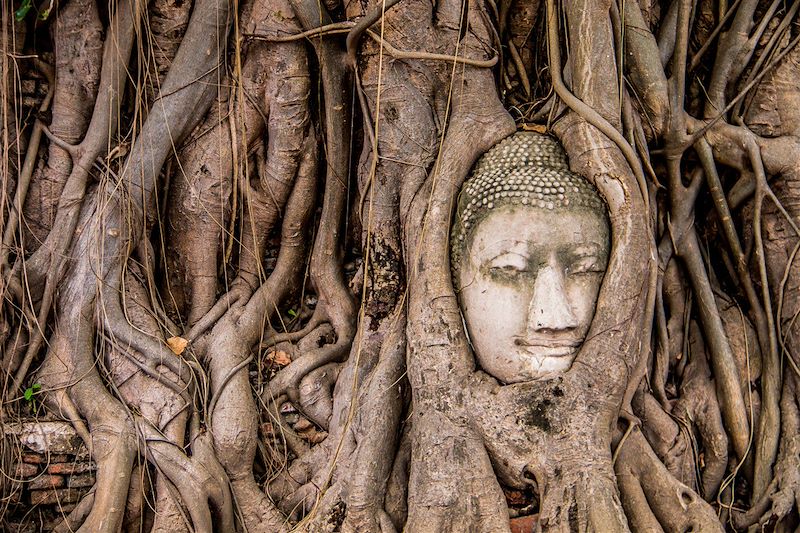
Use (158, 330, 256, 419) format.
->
(450, 131, 607, 279)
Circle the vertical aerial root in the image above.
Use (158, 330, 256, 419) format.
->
(76, 423, 138, 532)
(37, 312, 139, 533)
(732, 373, 800, 529)
(7, 0, 142, 396)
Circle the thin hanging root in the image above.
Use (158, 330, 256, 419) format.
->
(245, 21, 355, 42)
(363, 29, 498, 67)
(345, 0, 404, 68)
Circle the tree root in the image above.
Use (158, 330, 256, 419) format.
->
(616, 428, 723, 533)
(732, 373, 800, 530)
(141, 426, 235, 533)
(204, 128, 317, 533)
(7, 0, 142, 395)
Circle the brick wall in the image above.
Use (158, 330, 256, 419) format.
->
(3, 420, 96, 532)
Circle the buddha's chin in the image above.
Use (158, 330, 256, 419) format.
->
(525, 354, 575, 380)
(480, 349, 578, 384)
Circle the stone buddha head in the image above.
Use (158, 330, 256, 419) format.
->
(451, 132, 610, 383)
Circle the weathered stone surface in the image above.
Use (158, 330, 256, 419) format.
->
(29, 488, 83, 505)
(5, 421, 83, 455)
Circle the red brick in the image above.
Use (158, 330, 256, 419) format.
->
(29, 488, 83, 505)
(28, 474, 65, 490)
(510, 514, 538, 533)
(13, 462, 38, 478)
(67, 473, 96, 488)
(46, 461, 95, 475)
(21, 452, 70, 464)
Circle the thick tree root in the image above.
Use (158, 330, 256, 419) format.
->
(616, 429, 723, 533)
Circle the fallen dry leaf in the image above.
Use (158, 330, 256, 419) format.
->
(293, 417, 313, 431)
(297, 426, 327, 444)
(166, 336, 188, 355)
(268, 350, 291, 366)
(521, 123, 547, 134)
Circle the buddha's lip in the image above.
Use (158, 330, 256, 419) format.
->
(514, 337, 581, 348)
(515, 341, 580, 359)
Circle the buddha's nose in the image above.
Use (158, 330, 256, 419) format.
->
(527, 264, 578, 333)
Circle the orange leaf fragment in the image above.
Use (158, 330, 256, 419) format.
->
(521, 123, 547, 134)
(166, 336, 188, 355)
(268, 350, 291, 367)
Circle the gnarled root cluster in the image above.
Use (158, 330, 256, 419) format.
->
(3, 0, 800, 532)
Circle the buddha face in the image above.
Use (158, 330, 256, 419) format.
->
(457, 204, 609, 383)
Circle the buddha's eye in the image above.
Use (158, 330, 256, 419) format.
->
(486, 253, 528, 277)
(567, 256, 604, 275)
(489, 265, 527, 276)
